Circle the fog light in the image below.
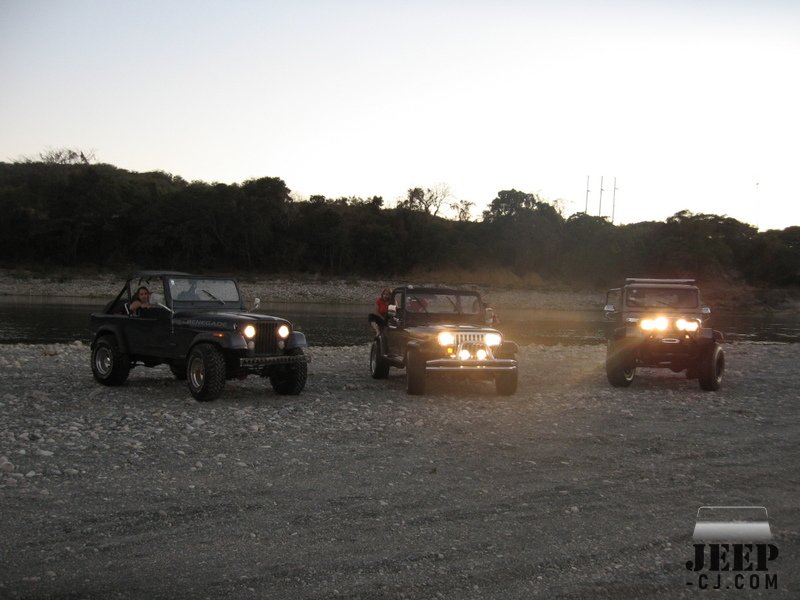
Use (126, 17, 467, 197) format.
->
(476, 348, 487, 361)
(458, 349, 471, 361)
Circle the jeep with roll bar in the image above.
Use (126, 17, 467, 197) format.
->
(370, 285, 519, 395)
(90, 271, 309, 401)
(604, 278, 724, 390)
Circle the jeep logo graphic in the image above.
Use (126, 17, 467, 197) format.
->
(686, 506, 779, 591)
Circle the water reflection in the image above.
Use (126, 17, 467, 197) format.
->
(0, 296, 798, 345)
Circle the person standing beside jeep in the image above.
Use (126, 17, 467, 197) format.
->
(368, 287, 392, 335)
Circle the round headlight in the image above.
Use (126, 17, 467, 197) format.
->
(484, 333, 502, 346)
(437, 331, 455, 346)
(277, 324, 290, 339)
(676, 318, 699, 332)
(242, 324, 256, 339)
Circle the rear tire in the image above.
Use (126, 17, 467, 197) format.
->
(270, 348, 308, 395)
(698, 343, 724, 391)
(91, 335, 130, 386)
(606, 341, 635, 387)
(187, 343, 226, 402)
(406, 349, 426, 395)
(370, 338, 390, 379)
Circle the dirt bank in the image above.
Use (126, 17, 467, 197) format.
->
(0, 341, 797, 599)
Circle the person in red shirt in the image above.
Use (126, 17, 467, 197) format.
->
(368, 287, 392, 335)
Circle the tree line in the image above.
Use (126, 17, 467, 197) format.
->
(0, 159, 798, 287)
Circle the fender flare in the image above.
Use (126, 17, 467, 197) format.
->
(92, 325, 129, 355)
(286, 331, 307, 350)
(189, 332, 247, 352)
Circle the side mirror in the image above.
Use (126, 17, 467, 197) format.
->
(387, 304, 397, 317)
(251, 297, 261, 311)
(485, 307, 498, 325)
(701, 306, 711, 315)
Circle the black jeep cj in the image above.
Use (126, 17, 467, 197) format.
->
(90, 272, 309, 401)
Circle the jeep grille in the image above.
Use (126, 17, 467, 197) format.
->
(454, 332, 485, 344)
(254, 322, 279, 355)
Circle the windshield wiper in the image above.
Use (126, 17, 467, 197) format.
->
(200, 289, 226, 305)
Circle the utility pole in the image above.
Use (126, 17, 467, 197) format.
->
(585, 176, 590, 213)
(611, 177, 618, 224)
(598, 176, 604, 216)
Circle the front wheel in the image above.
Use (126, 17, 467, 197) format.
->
(698, 343, 725, 391)
(495, 368, 518, 396)
(406, 349, 426, 395)
(187, 343, 226, 402)
(606, 341, 635, 387)
(270, 348, 308, 395)
(370, 338, 390, 379)
(91, 335, 130, 386)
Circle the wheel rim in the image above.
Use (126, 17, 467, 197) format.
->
(623, 366, 635, 381)
(715, 352, 725, 383)
(189, 354, 205, 390)
(95, 346, 113, 376)
(370, 343, 377, 374)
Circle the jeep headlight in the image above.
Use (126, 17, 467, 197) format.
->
(676, 318, 699, 332)
(242, 324, 256, 339)
(277, 324, 290, 339)
(484, 333, 502, 347)
(640, 316, 669, 331)
(437, 331, 455, 346)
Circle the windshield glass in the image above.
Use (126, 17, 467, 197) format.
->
(625, 287, 699, 309)
(168, 278, 241, 304)
(404, 292, 483, 315)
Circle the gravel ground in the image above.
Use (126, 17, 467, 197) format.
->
(0, 341, 797, 599)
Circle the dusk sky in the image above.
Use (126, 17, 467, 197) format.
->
(1, 0, 798, 230)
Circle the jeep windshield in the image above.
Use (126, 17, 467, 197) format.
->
(625, 287, 699, 309)
(404, 292, 483, 316)
(167, 277, 242, 307)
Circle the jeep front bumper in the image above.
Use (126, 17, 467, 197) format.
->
(424, 358, 517, 373)
(240, 354, 311, 367)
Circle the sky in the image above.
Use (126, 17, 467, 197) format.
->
(1, 0, 799, 230)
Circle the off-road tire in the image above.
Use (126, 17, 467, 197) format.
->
(370, 338, 390, 379)
(406, 349, 426, 395)
(270, 348, 308, 395)
(91, 335, 130, 386)
(495, 367, 518, 395)
(187, 343, 226, 402)
(698, 343, 725, 391)
(606, 341, 636, 387)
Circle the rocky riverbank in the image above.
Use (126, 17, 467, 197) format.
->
(0, 270, 603, 310)
(0, 341, 797, 598)
(3, 269, 797, 312)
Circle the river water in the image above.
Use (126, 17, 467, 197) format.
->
(1, 296, 799, 346)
